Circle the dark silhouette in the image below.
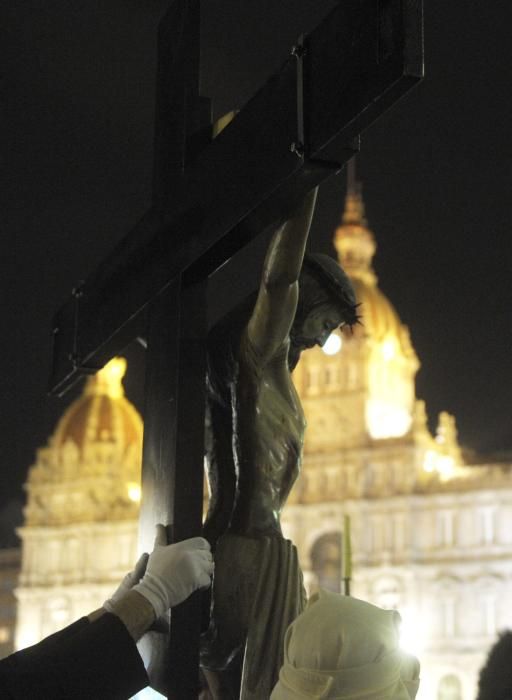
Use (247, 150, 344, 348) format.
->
(477, 631, 512, 700)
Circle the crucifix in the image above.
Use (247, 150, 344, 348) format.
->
(49, 1, 423, 697)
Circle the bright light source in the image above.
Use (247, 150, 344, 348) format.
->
(92, 357, 127, 398)
(131, 688, 165, 699)
(382, 338, 395, 361)
(422, 450, 456, 479)
(105, 357, 125, 381)
(127, 483, 141, 502)
(366, 400, 411, 439)
(322, 333, 342, 355)
(423, 450, 436, 473)
(399, 609, 426, 656)
(16, 627, 39, 651)
(437, 455, 455, 480)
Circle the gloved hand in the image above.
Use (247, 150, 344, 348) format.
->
(133, 524, 214, 619)
(103, 552, 149, 613)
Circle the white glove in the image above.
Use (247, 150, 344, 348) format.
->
(133, 524, 214, 618)
(103, 552, 149, 613)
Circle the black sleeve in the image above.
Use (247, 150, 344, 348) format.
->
(0, 613, 149, 699)
(14, 617, 91, 657)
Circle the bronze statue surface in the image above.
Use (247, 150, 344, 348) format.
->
(202, 190, 358, 698)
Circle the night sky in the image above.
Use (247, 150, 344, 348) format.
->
(1, 0, 511, 534)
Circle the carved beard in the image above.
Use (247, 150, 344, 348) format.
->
(288, 301, 313, 372)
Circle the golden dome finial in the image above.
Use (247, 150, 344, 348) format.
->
(342, 159, 368, 227)
(84, 357, 127, 399)
(334, 159, 377, 286)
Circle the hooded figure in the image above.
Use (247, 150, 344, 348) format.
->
(271, 589, 420, 700)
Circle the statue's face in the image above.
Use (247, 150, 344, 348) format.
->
(291, 302, 346, 352)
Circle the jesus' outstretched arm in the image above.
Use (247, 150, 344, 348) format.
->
(246, 188, 317, 361)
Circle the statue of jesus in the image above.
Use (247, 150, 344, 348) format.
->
(201, 189, 358, 699)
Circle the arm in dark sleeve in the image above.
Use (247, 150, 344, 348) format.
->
(0, 613, 149, 700)
(14, 617, 91, 658)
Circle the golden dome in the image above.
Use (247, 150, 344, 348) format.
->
(334, 164, 416, 361)
(52, 357, 142, 452)
(349, 278, 416, 360)
(24, 358, 143, 525)
(334, 185, 377, 287)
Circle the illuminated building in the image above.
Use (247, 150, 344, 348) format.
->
(3, 175, 511, 699)
(14, 358, 142, 651)
(283, 171, 512, 700)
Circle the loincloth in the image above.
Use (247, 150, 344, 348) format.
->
(201, 532, 306, 699)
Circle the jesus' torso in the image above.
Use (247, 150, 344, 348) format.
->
(228, 331, 306, 536)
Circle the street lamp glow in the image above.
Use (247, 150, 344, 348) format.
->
(382, 338, 395, 361)
(127, 483, 141, 503)
(399, 611, 426, 657)
(322, 333, 342, 355)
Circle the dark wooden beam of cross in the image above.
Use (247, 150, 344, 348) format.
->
(48, 1, 423, 697)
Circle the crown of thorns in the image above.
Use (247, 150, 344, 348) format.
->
(303, 253, 362, 329)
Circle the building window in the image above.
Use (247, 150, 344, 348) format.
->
(345, 464, 356, 494)
(324, 364, 342, 391)
(63, 538, 80, 573)
(480, 508, 495, 545)
(437, 673, 462, 700)
(441, 597, 456, 637)
(370, 514, 384, 551)
(347, 362, 357, 389)
(43, 597, 71, 638)
(483, 595, 496, 637)
(433, 576, 461, 639)
(305, 367, 320, 395)
(392, 513, 406, 552)
(372, 576, 403, 610)
(437, 510, 455, 548)
(310, 533, 342, 593)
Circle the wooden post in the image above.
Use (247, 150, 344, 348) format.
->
(139, 2, 205, 696)
(138, 277, 207, 698)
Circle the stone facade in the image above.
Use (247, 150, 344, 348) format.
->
(5, 176, 511, 699)
(14, 358, 143, 651)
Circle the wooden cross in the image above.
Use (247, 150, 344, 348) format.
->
(49, 1, 422, 697)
